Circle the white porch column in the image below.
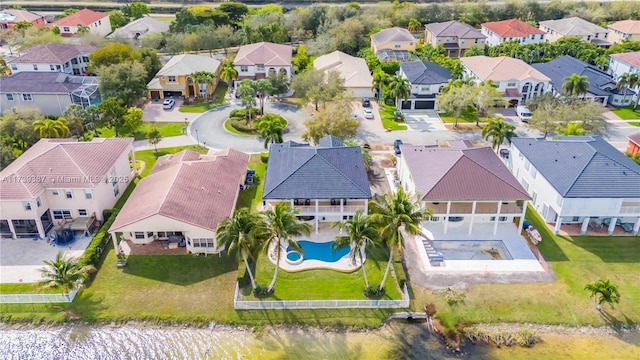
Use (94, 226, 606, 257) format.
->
(130, 149, 137, 177)
(111, 232, 120, 254)
(493, 201, 502, 235)
(364, 199, 368, 214)
(443, 201, 451, 234)
(468, 201, 476, 235)
(517, 201, 527, 233)
(580, 217, 589, 235)
(290, 199, 294, 208)
(35, 219, 45, 239)
(339, 199, 344, 233)
(315, 199, 319, 234)
(633, 217, 640, 236)
(554, 216, 563, 235)
(7, 219, 16, 239)
(608, 217, 617, 235)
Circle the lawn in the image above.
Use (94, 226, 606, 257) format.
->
(612, 106, 640, 120)
(379, 104, 408, 131)
(410, 206, 640, 328)
(99, 122, 185, 141)
(135, 145, 207, 178)
(179, 83, 229, 113)
(235, 154, 267, 211)
(439, 107, 490, 124)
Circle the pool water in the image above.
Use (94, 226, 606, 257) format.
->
(286, 241, 350, 263)
(432, 240, 513, 260)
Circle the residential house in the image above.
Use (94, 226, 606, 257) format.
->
(609, 52, 640, 81)
(398, 61, 453, 110)
(510, 136, 640, 236)
(109, 148, 249, 255)
(52, 8, 111, 37)
(532, 55, 632, 106)
(107, 16, 169, 41)
(0, 9, 47, 29)
(481, 19, 546, 46)
(607, 20, 640, 44)
(147, 54, 221, 100)
(0, 72, 100, 115)
(539, 17, 610, 46)
(397, 141, 530, 235)
(424, 21, 486, 58)
(262, 136, 371, 233)
(628, 132, 640, 155)
(7, 43, 96, 76)
(461, 56, 550, 106)
(313, 51, 373, 98)
(0, 138, 135, 240)
(233, 42, 293, 90)
(370, 27, 417, 61)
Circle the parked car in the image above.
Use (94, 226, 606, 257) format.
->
(362, 143, 371, 150)
(362, 97, 371, 107)
(394, 139, 403, 155)
(516, 105, 532, 122)
(162, 98, 175, 110)
(499, 149, 510, 159)
(363, 108, 374, 119)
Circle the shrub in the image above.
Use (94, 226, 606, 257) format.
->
(102, 208, 114, 221)
(425, 303, 436, 317)
(435, 287, 466, 306)
(490, 331, 517, 348)
(384, 98, 395, 106)
(260, 152, 269, 163)
(515, 328, 542, 347)
(363, 285, 386, 298)
(253, 284, 273, 298)
(228, 117, 257, 134)
(464, 327, 489, 345)
(77, 209, 119, 271)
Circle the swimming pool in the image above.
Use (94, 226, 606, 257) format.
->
(286, 240, 350, 263)
(432, 240, 513, 260)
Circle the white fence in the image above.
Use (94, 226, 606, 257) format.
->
(0, 287, 79, 304)
(234, 283, 410, 310)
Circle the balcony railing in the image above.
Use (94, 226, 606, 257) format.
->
(619, 206, 640, 214)
(293, 205, 363, 214)
(425, 201, 524, 215)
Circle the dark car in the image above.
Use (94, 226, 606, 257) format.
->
(499, 149, 510, 159)
(394, 139, 403, 155)
(362, 97, 371, 107)
(362, 143, 371, 150)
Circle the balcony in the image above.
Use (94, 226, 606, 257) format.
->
(619, 206, 640, 215)
(293, 205, 363, 214)
(424, 201, 524, 215)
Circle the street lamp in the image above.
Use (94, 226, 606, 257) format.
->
(195, 129, 200, 147)
(203, 141, 207, 149)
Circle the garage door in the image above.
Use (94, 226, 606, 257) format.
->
(415, 100, 435, 110)
(401, 101, 412, 110)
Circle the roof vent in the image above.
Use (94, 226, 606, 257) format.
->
(218, 190, 222, 194)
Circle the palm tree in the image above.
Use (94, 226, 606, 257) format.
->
(332, 210, 379, 288)
(255, 113, 286, 148)
(562, 73, 590, 98)
(369, 188, 431, 291)
(216, 209, 266, 289)
(254, 79, 273, 115)
(219, 61, 238, 88)
(33, 118, 70, 138)
(387, 75, 410, 111)
(263, 202, 311, 292)
(482, 116, 517, 153)
(0, 57, 11, 76)
(616, 73, 633, 105)
(407, 18, 421, 33)
(584, 278, 621, 310)
(557, 122, 586, 136)
(629, 73, 640, 110)
(38, 252, 95, 294)
(372, 70, 390, 102)
(191, 71, 216, 99)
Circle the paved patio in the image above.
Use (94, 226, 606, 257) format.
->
(120, 239, 187, 256)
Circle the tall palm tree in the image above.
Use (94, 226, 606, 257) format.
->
(263, 203, 311, 292)
(255, 113, 286, 148)
(557, 122, 586, 136)
(629, 73, 640, 110)
(387, 75, 410, 111)
(562, 73, 590, 98)
(216, 209, 266, 289)
(407, 18, 422, 33)
(372, 70, 390, 102)
(482, 116, 517, 153)
(191, 71, 216, 99)
(369, 188, 431, 291)
(39, 252, 95, 294)
(219, 61, 238, 88)
(616, 73, 633, 105)
(33, 118, 70, 138)
(584, 278, 621, 310)
(254, 79, 273, 115)
(332, 210, 379, 288)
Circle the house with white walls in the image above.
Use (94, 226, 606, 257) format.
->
(609, 52, 640, 81)
(481, 19, 546, 46)
(398, 61, 453, 110)
(52, 8, 111, 37)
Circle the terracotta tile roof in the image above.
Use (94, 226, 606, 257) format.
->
(53, 8, 108, 27)
(482, 19, 546, 37)
(607, 20, 640, 35)
(401, 144, 530, 201)
(109, 149, 249, 232)
(0, 138, 133, 200)
(8, 43, 96, 64)
(462, 56, 550, 82)
(0, 9, 44, 24)
(629, 132, 640, 146)
(611, 52, 640, 69)
(233, 42, 292, 67)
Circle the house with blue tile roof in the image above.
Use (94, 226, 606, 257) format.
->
(509, 136, 640, 235)
(262, 136, 371, 233)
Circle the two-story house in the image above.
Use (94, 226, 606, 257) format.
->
(0, 72, 100, 115)
(147, 54, 221, 100)
(609, 52, 640, 81)
(51, 8, 111, 37)
(262, 136, 371, 233)
(0, 138, 135, 240)
(628, 132, 640, 155)
(509, 136, 640, 236)
(461, 56, 550, 106)
(398, 61, 453, 110)
(370, 27, 417, 62)
(424, 21, 486, 58)
(532, 55, 632, 106)
(233, 42, 293, 90)
(481, 19, 546, 46)
(539, 17, 610, 46)
(607, 20, 640, 44)
(313, 51, 373, 98)
(0, 9, 47, 29)
(7, 43, 95, 76)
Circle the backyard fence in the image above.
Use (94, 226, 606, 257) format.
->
(0, 287, 79, 304)
(233, 283, 410, 310)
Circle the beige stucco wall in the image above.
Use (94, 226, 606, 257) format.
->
(371, 40, 417, 53)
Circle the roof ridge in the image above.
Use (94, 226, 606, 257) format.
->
(423, 151, 463, 199)
(262, 150, 316, 198)
(155, 161, 184, 214)
(317, 147, 370, 196)
(59, 144, 88, 178)
(463, 149, 531, 198)
(557, 148, 597, 197)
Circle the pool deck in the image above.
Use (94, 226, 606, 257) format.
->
(268, 225, 363, 273)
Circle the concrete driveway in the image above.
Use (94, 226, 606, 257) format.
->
(353, 101, 385, 133)
(403, 110, 446, 131)
(142, 99, 200, 123)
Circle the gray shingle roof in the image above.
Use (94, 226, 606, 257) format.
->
(400, 61, 453, 85)
(263, 136, 371, 199)
(511, 136, 640, 198)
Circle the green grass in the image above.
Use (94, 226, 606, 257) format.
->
(179, 83, 228, 113)
(612, 106, 640, 120)
(99, 122, 185, 141)
(0, 283, 59, 294)
(411, 206, 640, 327)
(630, 121, 640, 127)
(439, 107, 489, 124)
(235, 154, 267, 212)
(135, 145, 207, 177)
(379, 104, 408, 130)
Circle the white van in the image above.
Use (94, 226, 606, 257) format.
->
(516, 105, 532, 122)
